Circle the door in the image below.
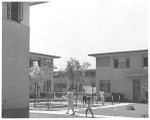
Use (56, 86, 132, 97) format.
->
(133, 79, 140, 102)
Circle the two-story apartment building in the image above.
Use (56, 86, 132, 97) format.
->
(53, 69, 96, 94)
(29, 52, 60, 98)
(89, 49, 148, 102)
(2, 2, 47, 118)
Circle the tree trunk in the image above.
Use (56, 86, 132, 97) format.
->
(76, 83, 77, 107)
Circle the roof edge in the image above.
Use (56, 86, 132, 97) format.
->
(29, 1, 49, 6)
(30, 52, 61, 59)
(88, 49, 148, 57)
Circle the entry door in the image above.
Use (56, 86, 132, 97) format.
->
(133, 79, 140, 102)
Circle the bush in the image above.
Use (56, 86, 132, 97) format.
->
(140, 98, 148, 103)
(111, 92, 130, 102)
(40, 92, 47, 98)
(29, 93, 36, 98)
(127, 104, 135, 110)
(142, 114, 148, 118)
(105, 96, 112, 102)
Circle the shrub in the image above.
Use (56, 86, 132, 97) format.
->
(142, 114, 148, 118)
(111, 92, 130, 102)
(105, 96, 112, 102)
(40, 92, 47, 98)
(29, 93, 36, 98)
(126, 104, 135, 110)
(140, 97, 148, 103)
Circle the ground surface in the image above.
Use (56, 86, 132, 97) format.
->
(29, 102, 148, 118)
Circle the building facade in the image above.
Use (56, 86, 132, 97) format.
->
(2, 2, 47, 117)
(89, 50, 148, 102)
(53, 69, 96, 94)
(53, 71, 68, 92)
(29, 52, 60, 98)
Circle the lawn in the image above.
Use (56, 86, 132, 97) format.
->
(76, 103, 148, 118)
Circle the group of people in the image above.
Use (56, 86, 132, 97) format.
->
(65, 88, 105, 118)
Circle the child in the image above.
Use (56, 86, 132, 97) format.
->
(85, 96, 94, 118)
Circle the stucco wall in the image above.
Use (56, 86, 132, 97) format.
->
(96, 51, 148, 100)
(2, 20, 29, 109)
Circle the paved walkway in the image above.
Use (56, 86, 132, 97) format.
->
(30, 110, 121, 118)
(30, 103, 135, 118)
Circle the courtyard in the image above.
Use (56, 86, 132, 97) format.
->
(29, 101, 148, 118)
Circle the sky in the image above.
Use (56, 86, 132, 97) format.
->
(30, 0, 148, 70)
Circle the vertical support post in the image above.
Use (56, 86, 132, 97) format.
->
(112, 95, 113, 105)
(92, 77, 93, 105)
(61, 84, 62, 104)
(115, 105, 117, 116)
(47, 80, 49, 109)
(76, 83, 78, 107)
(34, 83, 36, 108)
(91, 71, 94, 106)
(37, 82, 38, 100)
(119, 95, 120, 104)
(50, 80, 51, 106)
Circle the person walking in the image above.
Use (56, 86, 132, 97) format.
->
(85, 96, 94, 118)
(66, 88, 75, 115)
(99, 89, 105, 106)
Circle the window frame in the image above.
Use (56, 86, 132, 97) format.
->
(99, 80, 111, 93)
(7, 2, 23, 23)
(143, 56, 148, 68)
(114, 57, 130, 69)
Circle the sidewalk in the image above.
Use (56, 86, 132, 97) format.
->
(30, 102, 148, 118)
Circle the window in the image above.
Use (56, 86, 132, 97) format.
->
(62, 83, 67, 88)
(54, 83, 58, 91)
(114, 59, 118, 68)
(114, 57, 130, 68)
(85, 70, 95, 77)
(30, 60, 41, 68)
(126, 58, 130, 68)
(43, 81, 46, 91)
(143, 57, 148, 68)
(99, 80, 111, 93)
(46, 80, 51, 91)
(43, 58, 53, 67)
(7, 2, 23, 22)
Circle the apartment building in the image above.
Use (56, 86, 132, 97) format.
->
(89, 49, 148, 102)
(53, 69, 96, 94)
(29, 52, 60, 98)
(2, 2, 47, 117)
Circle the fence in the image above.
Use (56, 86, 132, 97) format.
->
(29, 91, 99, 109)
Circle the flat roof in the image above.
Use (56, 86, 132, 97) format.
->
(29, 1, 48, 6)
(30, 52, 61, 59)
(88, 49, 148, 57)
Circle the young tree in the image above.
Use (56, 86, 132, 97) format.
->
(30, 59, 54, 108)
(30, 60, 53, 83)
(65, 57, 91, 106)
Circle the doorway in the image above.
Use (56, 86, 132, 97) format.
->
(133, 79, 140, 102)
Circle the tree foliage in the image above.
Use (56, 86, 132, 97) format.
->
(29, 58, 53, 83)
(65, 57, 91, 90)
